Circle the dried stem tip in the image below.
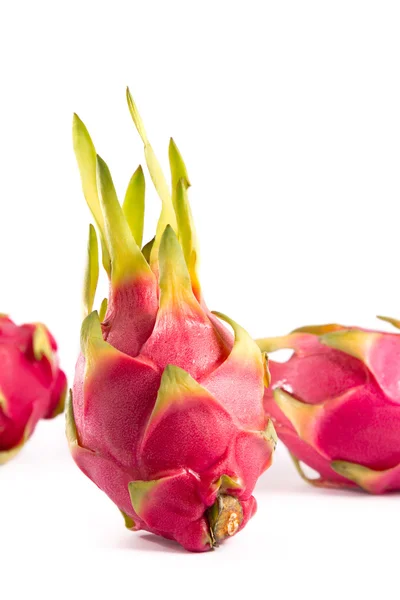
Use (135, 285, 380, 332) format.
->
(207, 495, 243, 545)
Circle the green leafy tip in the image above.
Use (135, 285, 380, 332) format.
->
(126, 87, 177, 262)
(72, 113, 111, 275)
(83, 224, 99, 318)
(123, 165, 145, 248)
(96, 154, 152, 285)
(158, 225, 194, 309)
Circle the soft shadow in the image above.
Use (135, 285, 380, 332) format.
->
(117, 532, 191, 554)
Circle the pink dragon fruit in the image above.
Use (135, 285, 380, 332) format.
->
(67, 89, 276, 552)
(0, 315, 66, 464)
(258, 318, 400, 493)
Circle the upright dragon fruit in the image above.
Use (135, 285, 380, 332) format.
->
(258, 318, 400, 493)
(0, 315, 66, 464)
(67, 90, 276, 552)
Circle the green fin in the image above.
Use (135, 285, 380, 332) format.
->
(65, 391, 77, 447)
(273, 388, 322, 444)
(292, 324, 343, 335)
(126, 88, 177, 263)
(32, 324, 53, 363)
(122, 165, 145, 248)
(331, 460, 384, 493)
(263, 419, 278, 450)
(263, 352, 271, 387)
(148, 364, 212, 422)
(212, 311, 262, 365)
(158, 225, 195, 309)
(120, 510, 136, 530)
(321, 329, 376, 362)
(83, 224, 99, 318)
(96, 155, 152, 285)
(256, 334, 300, 353)
(80, 311, 115, 370)
(376, 315, 400, 330)
(142, 237, 155, 264)
(212, 474, 243, 494)
(98, 298, 108, 322)
(72, 113, 111, 275)
(169, 139, 200, 296)
(128, 478, 160, 516)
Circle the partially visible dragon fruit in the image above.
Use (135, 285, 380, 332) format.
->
(0, 315, 66, 464)
(258, 318, 400, 493)
(68, 90, 276, 552)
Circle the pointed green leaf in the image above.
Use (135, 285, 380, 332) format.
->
(65, 390, 77, 447)
(96, 155, 152, 285)
(273, 388, 323, 444)
(72, 113, 111, 275)
(263, 419, 278, 450)
(263, 352, 271, 387)
(80, 310, 114, 370)
(123, 165, 145, 248)
(149, 364, 213, 421)
(142, 237, 155, 264)
(126, 88, 177, 263)
(128, 479, 160, 516)
(377, 315, 400, 330)
(98, 297, 108, 322)
(169, 137, 191, 193)
(256, 334, 298, 353)
(158, 225, 195, 309)
(212, 474, 243, 494)
(169, 139, 200, 296)
(212, 311, 262, 364)
(176, 179, 201, 297)
(256, 332, 314, 354)
(83, 224, 99, 318)
(292, 323, 343, 335)
(321, 329, 377, 362)
(331, 460, 386, 493)
(33, 324, 53, 363)
(120, 510, 136, 530)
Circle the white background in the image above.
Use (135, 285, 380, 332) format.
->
(0, 1, 399, 598)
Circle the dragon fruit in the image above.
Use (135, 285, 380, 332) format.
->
(67, 89, 276, 552)
(258, 318, 400, 493)
(0, 315, 66, 464)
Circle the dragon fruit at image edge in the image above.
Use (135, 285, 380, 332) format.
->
(0, 316, 67, 464)
(67, 89, 277, 552)
(258, 319, 400, 493)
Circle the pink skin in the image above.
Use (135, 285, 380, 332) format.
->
(72, 273, 273, 552)
(263, 327, 400, 493)
(0, 316, 67, 455)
